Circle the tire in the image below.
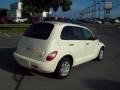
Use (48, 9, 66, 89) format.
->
(55, 57, 72, 79)
(18, 21, 21, 24)
(96, 48, 104, 61)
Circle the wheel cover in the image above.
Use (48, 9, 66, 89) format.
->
(60, 61, 71, 77)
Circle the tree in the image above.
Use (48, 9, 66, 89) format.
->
(21, 0, 40, 14)
(61, 0, 72, 12)
(52, 0, 72, 12)
(21, 0, 72, 17)
(22, 0, 51, 13)
(52, 0, 59, 16)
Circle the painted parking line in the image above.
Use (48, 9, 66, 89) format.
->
(0, 32, 11, 37)
(4, 33, 11, 38)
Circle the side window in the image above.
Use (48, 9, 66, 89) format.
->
(61, 26, 74, 40)
(61, 26, 85, 40)
(82, 28, 94, 40)
(72, 27, 85, 40)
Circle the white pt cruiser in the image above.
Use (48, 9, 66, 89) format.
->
(13, 21, 105, 79)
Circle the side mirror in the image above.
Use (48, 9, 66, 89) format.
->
(93, 37, 98, 40)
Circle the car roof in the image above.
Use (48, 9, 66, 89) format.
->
(37, 21, 81, 27)
(33, 21, 89, 31)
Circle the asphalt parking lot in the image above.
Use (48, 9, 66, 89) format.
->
(0, 24, 120, 90)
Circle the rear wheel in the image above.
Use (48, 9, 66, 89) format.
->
(55, 57, 72, 79)
(18, 21, 21, 24)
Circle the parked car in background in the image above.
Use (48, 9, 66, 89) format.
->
(0, 17, 15, 24)
(0, 17, 9, 24)
(43, 17, 56, 21)
(79, 18, 90, 23)
(0, 17, 4, 24)
(13, 21, 105, 79)
(117, 17, 120, 21)
(78, 18, 103, 24)
(92, 18, 103, 24)
(13, 17, 28, 23)
(104, 18, 120, 24)
(115, 19, 120, 23)
(85, 18, 103, 24)
(28, 16, 39, 24)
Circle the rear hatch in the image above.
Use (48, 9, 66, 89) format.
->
(16, 22, 54, 61)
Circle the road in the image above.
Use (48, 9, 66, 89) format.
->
(0, 24, 120, 90)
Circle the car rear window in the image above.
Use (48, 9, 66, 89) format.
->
(24, 23, 54, 40)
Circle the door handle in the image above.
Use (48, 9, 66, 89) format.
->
(69, 44, 74, 46)
(86, 43, 89, 45)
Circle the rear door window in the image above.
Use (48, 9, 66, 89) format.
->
(61, 26, 85, 40)
(24, 23, 54, 40)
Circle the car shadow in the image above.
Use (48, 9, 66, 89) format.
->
(84, 78, 120, 90)
(0, 48, 57, 79)
(0, 48, 32, 76)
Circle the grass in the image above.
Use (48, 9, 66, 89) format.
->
(0, 24, 30, 27)
(0, 27, 27, 33)
(0, 24, 30, 33)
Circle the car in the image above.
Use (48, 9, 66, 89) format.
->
(27, 17, 39, 24)
(104, 18, 120, 24)
(115, 19, 120, 23)
(43, 17, 56, 21)
(13, 17, 28, 23)
(85, 18, 103, 24)
(0, 17, 12, 24)
(13, 21, 105, 79)
(92, 18, 103, 24)
(78, 18, 90, 23)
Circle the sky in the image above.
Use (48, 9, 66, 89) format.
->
(0, 0, 92, 9)
(0, 0, 120, 18)
(0, 0, 16, 8)
(51, 0, 93, 18)
(0, 0, 93, 18)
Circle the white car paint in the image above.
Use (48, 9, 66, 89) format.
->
(13, 21, 105, 74)
(13, 17, 27, 23)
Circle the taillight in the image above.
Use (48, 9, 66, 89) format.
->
(46, 51, 58, 61)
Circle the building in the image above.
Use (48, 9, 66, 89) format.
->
(0, 8, 8, 17)
(8, 1, 22, 18)
(8, 1, 51, 19)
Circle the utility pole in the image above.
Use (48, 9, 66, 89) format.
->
(93, 0, 101, 18)
(79, 0, 102, 19)
(93, 0, 97, 18)
(88, 7, 91, 18)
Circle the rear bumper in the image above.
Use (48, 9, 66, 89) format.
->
(13, 52, 57, 73)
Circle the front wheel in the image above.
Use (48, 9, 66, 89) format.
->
(96, 48, 104, 61)
(55, 57, 72, 79)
